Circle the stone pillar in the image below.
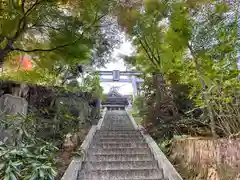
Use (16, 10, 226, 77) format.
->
(131, 76, 138, 98)
(113, 70, 120, 81)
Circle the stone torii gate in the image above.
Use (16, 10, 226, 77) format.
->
(94, 70, 143, 97)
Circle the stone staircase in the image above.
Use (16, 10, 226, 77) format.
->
(62, 109, 183, 180)
(78, 110, 164, 180)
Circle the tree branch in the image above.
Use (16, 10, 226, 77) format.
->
(0, 36, 4, 46)
(21, 0, 26, 11)
(143, 35, 160, 65)
(13, 0, 41, 40)
(156, 48, 161, 64)
(12, 12, 108, 53)
(187, 42, 207, 90)
(25, 0, 41, 16)
(137, 37, 158, 68)
(91, 22, 115, 29)
(138, 34, 160, 68)
(12, 35, 83, 52)
(34, 24, 62, 31)
(149, 32, 161, 63)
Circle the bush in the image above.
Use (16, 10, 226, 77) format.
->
(0, 142, 57, 180)
(0, 115, 58, 180)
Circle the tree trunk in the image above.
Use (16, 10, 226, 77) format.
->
(153, 73, 178, 118)
(0, 52, 5, 68)
(204, 92, 218, 138)
(188, 44, 218, 138)
(0, 47, 12, 68)
(194, 59, 218, 138)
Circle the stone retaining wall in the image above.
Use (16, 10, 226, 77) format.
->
(0, 80, 100, 118)
(0, 80, 100, 144)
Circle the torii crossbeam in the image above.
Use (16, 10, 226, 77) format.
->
(90, 70, 143, 97)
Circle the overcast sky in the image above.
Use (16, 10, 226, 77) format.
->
(97, 38, 135, 95)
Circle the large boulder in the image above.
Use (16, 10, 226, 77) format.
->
(0, 94, 28, 144)
(0, 94, 28, 116)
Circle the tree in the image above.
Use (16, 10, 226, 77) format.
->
(0, 0, 119, 68)
(119, 0, 240, 138)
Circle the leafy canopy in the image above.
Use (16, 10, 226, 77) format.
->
(118, 0, 240, 137)
(1, 0, 119, 77)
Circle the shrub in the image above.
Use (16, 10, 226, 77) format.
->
(0, 115, 58, 180)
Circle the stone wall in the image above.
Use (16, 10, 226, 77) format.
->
(170, 137, 240, 180)
(0, 80, 100, 143)
(0, 80, 100, 117)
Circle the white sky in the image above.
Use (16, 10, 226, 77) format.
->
(97, 38, 135, 95)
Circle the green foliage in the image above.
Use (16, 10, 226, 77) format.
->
(120, 0, 240, 138)
(0, 0, 120, 86)
(0, 142, 57, 180)
(80, 74, 104, 99)
(0, 69, 58, 86)
(0, 115, 58, 179)
(158, 139, 172, 155)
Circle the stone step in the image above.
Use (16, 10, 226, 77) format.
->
(100, 128, 135, 130)
(87, 153, 154, 161)
(101, 125, 133, 126)
(79, 169, 163, 179)
(96, 134, 142, 139)
(101, 122, 131, 124)
(90, 151, 151, 156)
(96, 130, 140, 134)
(92, 138, 145, 143)
(102, 124, 131, 125)
(90, 142, 148, 148)
(88, 147, 151, 154)
(74, 110, 170, 180)
(101, 125, 133, 127)
(101, 124, 132, 126)
(101, 120, 131, 123)
(101, 122, 132, 124)
(82, 160, 159, 170)
(95, 134, 141, 137)
(102, 119, 130, 121)
(80, 178, 165, 180)
(96, 132, 141, 136)
(101, 121, 132, 123)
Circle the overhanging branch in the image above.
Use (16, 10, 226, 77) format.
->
(12, 12, 108, 53)
(13, 0, 41, 40)
(137, 35, 159, 68)
(138, 39, 158, 67)
(12, 33, 84, 52)
(0, 36, 4, 45)
(142, 35, 161, 64)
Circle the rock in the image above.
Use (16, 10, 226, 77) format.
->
(61, 133, 75, 167)
(63, 133, 74, 151)
(0, 94, 28, 145)
(0, 94, 28, 115)
(0, 130, 12, 144)
(71, 133, 80, 147)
